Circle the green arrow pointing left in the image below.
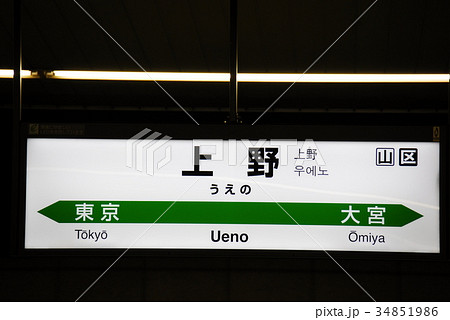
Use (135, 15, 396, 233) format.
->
(38, 201, 423, 227)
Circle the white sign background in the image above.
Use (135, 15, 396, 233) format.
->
(25, 138, 440, 252)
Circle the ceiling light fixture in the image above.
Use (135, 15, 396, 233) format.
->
(49, 70, 449, 83)
(1, 69, 448, 83)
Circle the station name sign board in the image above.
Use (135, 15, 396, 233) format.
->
(24, 126, 441, 253)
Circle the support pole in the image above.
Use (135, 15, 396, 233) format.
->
(13, 0, 22, 121)
(228, 0, 239, 123)
(11, 0, 22, 254)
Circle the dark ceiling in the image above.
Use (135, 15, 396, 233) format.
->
(0, 0, 449, 124)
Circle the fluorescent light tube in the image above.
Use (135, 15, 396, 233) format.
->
(50, 70, 230, 82)
(238, 73, 449, 83)
(0, 69, 34, 78)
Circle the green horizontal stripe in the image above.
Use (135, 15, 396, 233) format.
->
(38, 201, 422, 227)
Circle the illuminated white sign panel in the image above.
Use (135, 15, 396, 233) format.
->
(25, 136, 440, 252)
